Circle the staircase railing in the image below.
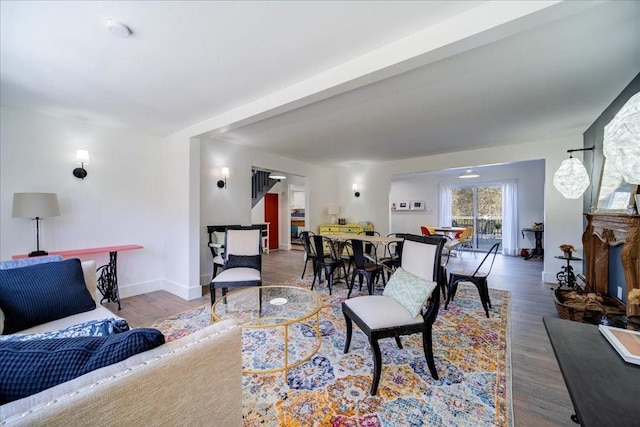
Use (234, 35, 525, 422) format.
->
(252, 170, 278, 208)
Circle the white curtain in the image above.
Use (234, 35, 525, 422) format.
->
(501, 179, 518, 256)
(438, 183, 452, 227)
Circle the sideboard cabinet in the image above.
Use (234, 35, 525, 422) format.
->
(319, 223, 374, 235)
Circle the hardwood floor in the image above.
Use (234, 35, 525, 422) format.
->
(117, 248, 575, 427)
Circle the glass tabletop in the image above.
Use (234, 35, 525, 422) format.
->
(212, 285, 323, 327)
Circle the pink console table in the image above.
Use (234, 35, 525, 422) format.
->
(13, 245, 143, 310)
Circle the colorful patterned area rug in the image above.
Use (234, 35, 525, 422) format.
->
(147, 280, 511, 426)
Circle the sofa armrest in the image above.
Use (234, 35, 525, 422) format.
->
(0, 320, 243, 426)
(80, 260, 99, 302)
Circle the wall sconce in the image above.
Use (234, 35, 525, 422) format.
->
(352, 183, 360, 198)
(553, 147, 594, 199)
(217, 167, 229, 189)
(73, 149, 89, 179)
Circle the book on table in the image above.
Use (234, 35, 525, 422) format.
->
(599, 325, 640, 365)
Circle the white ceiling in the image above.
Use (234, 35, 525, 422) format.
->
(1, 1, 639, 166)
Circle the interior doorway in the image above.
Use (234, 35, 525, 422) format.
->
(264, 193, 279, 251)
(290, 183, 306, 250)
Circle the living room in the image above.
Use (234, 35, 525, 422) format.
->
(1, 1, 639, 425)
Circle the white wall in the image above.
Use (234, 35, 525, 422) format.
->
(0, 106, 166, 297)
(389, 160, 545, 251)
(1, 106, 587, 300)
(199, 138, 335, 284)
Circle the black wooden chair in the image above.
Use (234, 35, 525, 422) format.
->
(445, 242, 500, 318)
(342, 234, 446, 395)
(379, 233, 408, 279)
(311, 235, 347, 295)
(346, 238, 386, 297)
(209, 226, 262, 305)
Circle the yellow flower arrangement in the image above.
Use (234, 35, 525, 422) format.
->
(559, 244, 576, 253)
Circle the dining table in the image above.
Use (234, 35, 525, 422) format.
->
(323, 234, 403, 269)
(322, 233, 403, 245)
(432, 226, 466, 236)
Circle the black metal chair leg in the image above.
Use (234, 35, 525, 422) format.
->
(394, 335, 403, 349)
(445, 279, 460, 310)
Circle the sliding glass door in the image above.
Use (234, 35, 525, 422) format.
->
(450, 185, 502, 252)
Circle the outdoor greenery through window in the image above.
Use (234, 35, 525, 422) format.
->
(451, 186, 502, 252)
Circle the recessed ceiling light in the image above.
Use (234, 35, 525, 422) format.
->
(458, 169, 480, 179)
(106, 19, 131, 38)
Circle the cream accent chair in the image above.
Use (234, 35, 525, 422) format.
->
(341, 235, 446, 395)
(210, 226, 262, 304)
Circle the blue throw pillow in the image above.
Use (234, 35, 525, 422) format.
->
(0, 258, 96, 334)
(0, 318, 130, 342)
(0, 328, 165, 404)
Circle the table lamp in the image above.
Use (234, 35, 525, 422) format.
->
(12, 192, 61, 257)
(327, 206, 340, 224)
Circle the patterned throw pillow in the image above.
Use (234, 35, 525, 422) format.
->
(0, 318, 130, 342)
(0, 258, 96, 334)
(0, 328, 165, 404)
(214, 231, 226, 255)
(383, 267, 437, 317)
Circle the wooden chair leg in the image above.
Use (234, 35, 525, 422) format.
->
(209, 283, 216, 305)
(370, 338, 382, 396)
(422, 326, 439, 380)
(343, 312, 353, 353)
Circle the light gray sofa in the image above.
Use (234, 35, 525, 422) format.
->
(0, 259, 242, 426)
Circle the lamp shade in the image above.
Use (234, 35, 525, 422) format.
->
(553, 158, 590, 199)
(76, 149, 90, 164)
(327, 206, 340, 215)
(12, 193, 61, 218)
(603, 92, 640, 184)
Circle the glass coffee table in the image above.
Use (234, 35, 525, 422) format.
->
(211, 285, 323, 379)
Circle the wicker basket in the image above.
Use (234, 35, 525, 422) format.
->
(553, 289, 626, 322)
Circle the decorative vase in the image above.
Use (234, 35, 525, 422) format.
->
(564, 251, 572, 258)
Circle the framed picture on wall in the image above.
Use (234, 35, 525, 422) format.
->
(410, 200, 425, 210)
(397, 201, 410, 210)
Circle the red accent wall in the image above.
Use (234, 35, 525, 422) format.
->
(264, 193, 279, 250)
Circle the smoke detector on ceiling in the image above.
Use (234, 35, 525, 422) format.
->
(106, 19, 131, 38)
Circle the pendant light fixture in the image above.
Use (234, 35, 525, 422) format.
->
(553, 147, 594, 199)
(603, 91, 640, 184)
(458, 169, 479, 179)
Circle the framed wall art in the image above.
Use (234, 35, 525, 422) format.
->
(410, 200, 425, 210)
(396, 201, 410, 210)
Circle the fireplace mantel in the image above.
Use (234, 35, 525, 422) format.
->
(583, 213, 640, 317)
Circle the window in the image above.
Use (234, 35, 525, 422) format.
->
(450, 185, 502, 252)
